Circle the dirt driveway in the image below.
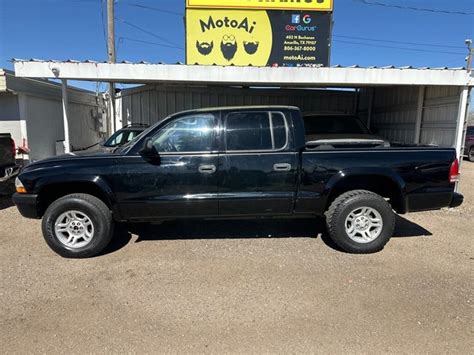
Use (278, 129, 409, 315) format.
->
(0, 163, 472, 354)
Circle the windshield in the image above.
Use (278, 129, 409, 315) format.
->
(304, 115, 370, 135)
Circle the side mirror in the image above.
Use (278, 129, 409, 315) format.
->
(139, 138, 160, 164)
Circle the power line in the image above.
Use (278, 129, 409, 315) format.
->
(333, 39, 466, 55)
(120, 36, 184, 50)
(116, 18, 180, 46)
(120, 2, 183, 16)
(354, 0, 474, 15)
(333, 35, 465, 49)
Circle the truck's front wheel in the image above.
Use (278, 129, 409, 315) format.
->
(325, 190, 395, 253)
(42, 193, 114, 258)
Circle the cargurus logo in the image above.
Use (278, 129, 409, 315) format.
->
(286, 23, 317, 32)
(200, 16, 256, 34)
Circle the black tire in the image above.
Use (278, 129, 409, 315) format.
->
(469, 147, 474, 162)
(325, 190, 395, 254)
(41, 193, 114, 258)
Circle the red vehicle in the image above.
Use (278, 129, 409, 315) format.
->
(465, 126, 474, 162)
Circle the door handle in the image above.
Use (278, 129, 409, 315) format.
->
(199, 164, 217, 174)
(273, 163, 292, 172)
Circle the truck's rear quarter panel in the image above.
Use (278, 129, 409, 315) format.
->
(298, 148, 457, 215)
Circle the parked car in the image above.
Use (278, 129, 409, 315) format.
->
(464, 125, 474, 162)
(13, 106, 463, 258)
(76, 124, 148, 153)
(303, 113, 390, 148)
(0, 133, 20, 196)
(103, 124, 148, 148)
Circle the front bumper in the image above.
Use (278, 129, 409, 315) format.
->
(12, 193, 40, 219)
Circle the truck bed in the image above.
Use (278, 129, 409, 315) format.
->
(297, 146, 457, 215)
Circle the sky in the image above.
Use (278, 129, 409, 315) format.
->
(0, 0, 473, 95)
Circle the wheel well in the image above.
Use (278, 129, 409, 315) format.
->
(38, 182, 112, 216)
(326, 175, 404, 213)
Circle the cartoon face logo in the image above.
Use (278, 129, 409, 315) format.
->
(187, 10, 272, 66)
(220, 35, 238, 61)
(243, 41, 259, 55)
(196, 41, 214, 56)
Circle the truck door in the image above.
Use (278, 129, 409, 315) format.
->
(113, 112, 220, 220)
(218, 110, 298, 216)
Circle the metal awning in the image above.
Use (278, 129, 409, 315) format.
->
(13, 60, 474, 87)
(10, 59, 473, 164)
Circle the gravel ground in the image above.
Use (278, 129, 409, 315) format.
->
(0, 163, 473, 354)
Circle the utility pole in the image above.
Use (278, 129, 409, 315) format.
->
(466, 39, 473, 71)
(107, 0, 116, 134)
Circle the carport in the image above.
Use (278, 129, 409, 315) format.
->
(12, 60, 473, 162)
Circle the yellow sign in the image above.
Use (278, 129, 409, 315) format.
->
(186, 0, 333, 11)
(186, 9, 273, 66)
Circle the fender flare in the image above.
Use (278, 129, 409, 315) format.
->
(35, 175, 119, 215)
(323, 167, 407, 212)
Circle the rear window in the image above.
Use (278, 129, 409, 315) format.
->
(304, 115, 369, 135)
(225, 111, 288, 151)
(467, 127, 474, 136)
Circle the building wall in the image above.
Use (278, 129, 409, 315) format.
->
(370, 86, 419, 144)
(361, 86, 461, 147)
(1, 70, 105, 161)
(117, 85, 357, 126)
(420, 86, 460, 147)
(68, 100, 104, 151)
(0, 93, 24, 150)
(19, 94, 63, 161)
(18, 94, 104, 161)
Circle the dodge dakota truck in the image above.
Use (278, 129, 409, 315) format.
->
(13, 106, 463, 258)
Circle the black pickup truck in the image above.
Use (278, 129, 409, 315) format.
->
(13, 106, 463, 258)
(0, 133, 20, 195)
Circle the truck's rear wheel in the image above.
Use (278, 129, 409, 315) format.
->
(325, 190, 395, 253)
(42, 193, 114, 258)
(469, 147, 474, 162)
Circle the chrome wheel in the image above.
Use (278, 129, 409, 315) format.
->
(344, 207, 383, 244)
(54, 210, 95, 249)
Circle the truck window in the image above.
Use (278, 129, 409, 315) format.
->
(272, 113, 287, 149)
(225, 111, 288, 151)
(152, 114, 215, 153)
(303, 115, 369, 135)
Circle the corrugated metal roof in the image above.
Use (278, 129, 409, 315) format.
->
(0, 67, 97, 96)
(11, 58, 467, 71)
(12, 59, 473, 87)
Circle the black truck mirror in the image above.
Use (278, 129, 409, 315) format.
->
(139, 138, 160, 164)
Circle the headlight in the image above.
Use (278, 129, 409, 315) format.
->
(15, 177, 27, 194)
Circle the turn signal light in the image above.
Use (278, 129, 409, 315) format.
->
(15, 177, 26, 194)
(449, 159, 460, 183)
(16, 186, 27, 194)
